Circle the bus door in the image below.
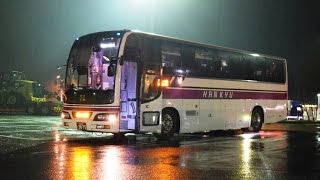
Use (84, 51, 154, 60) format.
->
(139, 65, 162, 133)
(120, 61, 138, 130)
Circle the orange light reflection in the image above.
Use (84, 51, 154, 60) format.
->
(71, 147, 92, 180)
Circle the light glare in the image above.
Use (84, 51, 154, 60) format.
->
(108, 114, 116, 122)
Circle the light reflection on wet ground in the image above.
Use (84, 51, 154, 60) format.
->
(1, 116, 320, 179)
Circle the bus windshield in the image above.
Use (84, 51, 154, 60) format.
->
(64, 32, 122, 104)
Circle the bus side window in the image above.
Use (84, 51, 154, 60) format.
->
(266, 59, 285, 83)
(194, 48, 214, 77)
(229, 53, 244, 80)
(219, 57, 230, 78)
(161, 44, 181, 75)
(253, 57, 266, 81)
(244, 54, 256, 81)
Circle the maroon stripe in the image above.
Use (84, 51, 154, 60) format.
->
(63, 106, 120, 111)
(162, 89, 287, 100)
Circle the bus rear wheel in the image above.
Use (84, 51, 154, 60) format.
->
(251, 108, 264, 132)
(160, 109, 178, 137)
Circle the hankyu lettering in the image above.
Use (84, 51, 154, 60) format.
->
(202, 90, 233, 99)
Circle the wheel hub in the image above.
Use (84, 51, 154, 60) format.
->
(162, 114, 173, 133)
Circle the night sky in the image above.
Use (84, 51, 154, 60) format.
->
(0, 0, 319, 102)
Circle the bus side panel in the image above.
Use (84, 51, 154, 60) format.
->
(265, 99, 287, 123)
(162, 98, 198, 134)
(139, 96, 163, 133)
(180, 99, 200, 133)
(199, 99, 223, 131)
(246, 99, 286, 124)
(235, 99, 250, 129)
(220, 99, 236, 129)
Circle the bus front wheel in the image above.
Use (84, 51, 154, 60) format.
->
(161, 109, 178, 137)
(251, 108, 264, 132)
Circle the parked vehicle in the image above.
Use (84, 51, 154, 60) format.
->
(0, 71, 62, 115)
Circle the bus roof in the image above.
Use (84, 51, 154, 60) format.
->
(129, 30, 286, 61)
(77, 29, 286, 62)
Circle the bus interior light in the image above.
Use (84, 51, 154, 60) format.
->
(100, 42, 115, 48)
(175, 69, 184, 74)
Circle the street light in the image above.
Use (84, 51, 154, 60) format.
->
(317, 93, 320, 120)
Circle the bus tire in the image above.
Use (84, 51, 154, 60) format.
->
(251, 108, 264, 132)
(161, 108, 179, 137)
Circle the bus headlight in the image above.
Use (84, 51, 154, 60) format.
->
(94, 113, 117, 122)
(61, 111, 71, 119)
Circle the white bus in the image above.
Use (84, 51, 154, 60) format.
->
(61, 30, 287, 137)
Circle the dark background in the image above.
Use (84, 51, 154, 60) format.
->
(0, 0, 319, 102)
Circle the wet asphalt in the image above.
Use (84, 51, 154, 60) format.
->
(0, 115, 320, 179)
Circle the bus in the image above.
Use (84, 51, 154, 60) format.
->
(61, 30, 287, 137)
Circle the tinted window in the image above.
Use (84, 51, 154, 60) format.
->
(141, 37, 161, 64)
(192, 48, 217, 77)
(245, 55, 266, 81)
(161, 42, 181, 75)
(229, 52, 245, 79)
(123, 34, 141, 61)
(265, 58, 285, 83)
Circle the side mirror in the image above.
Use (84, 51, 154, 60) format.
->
(107, 65, 115, 76)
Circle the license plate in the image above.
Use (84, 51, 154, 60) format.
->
(77, 122, 87, 130)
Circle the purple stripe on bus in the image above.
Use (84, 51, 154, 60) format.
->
(162, 89, 287, 100)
